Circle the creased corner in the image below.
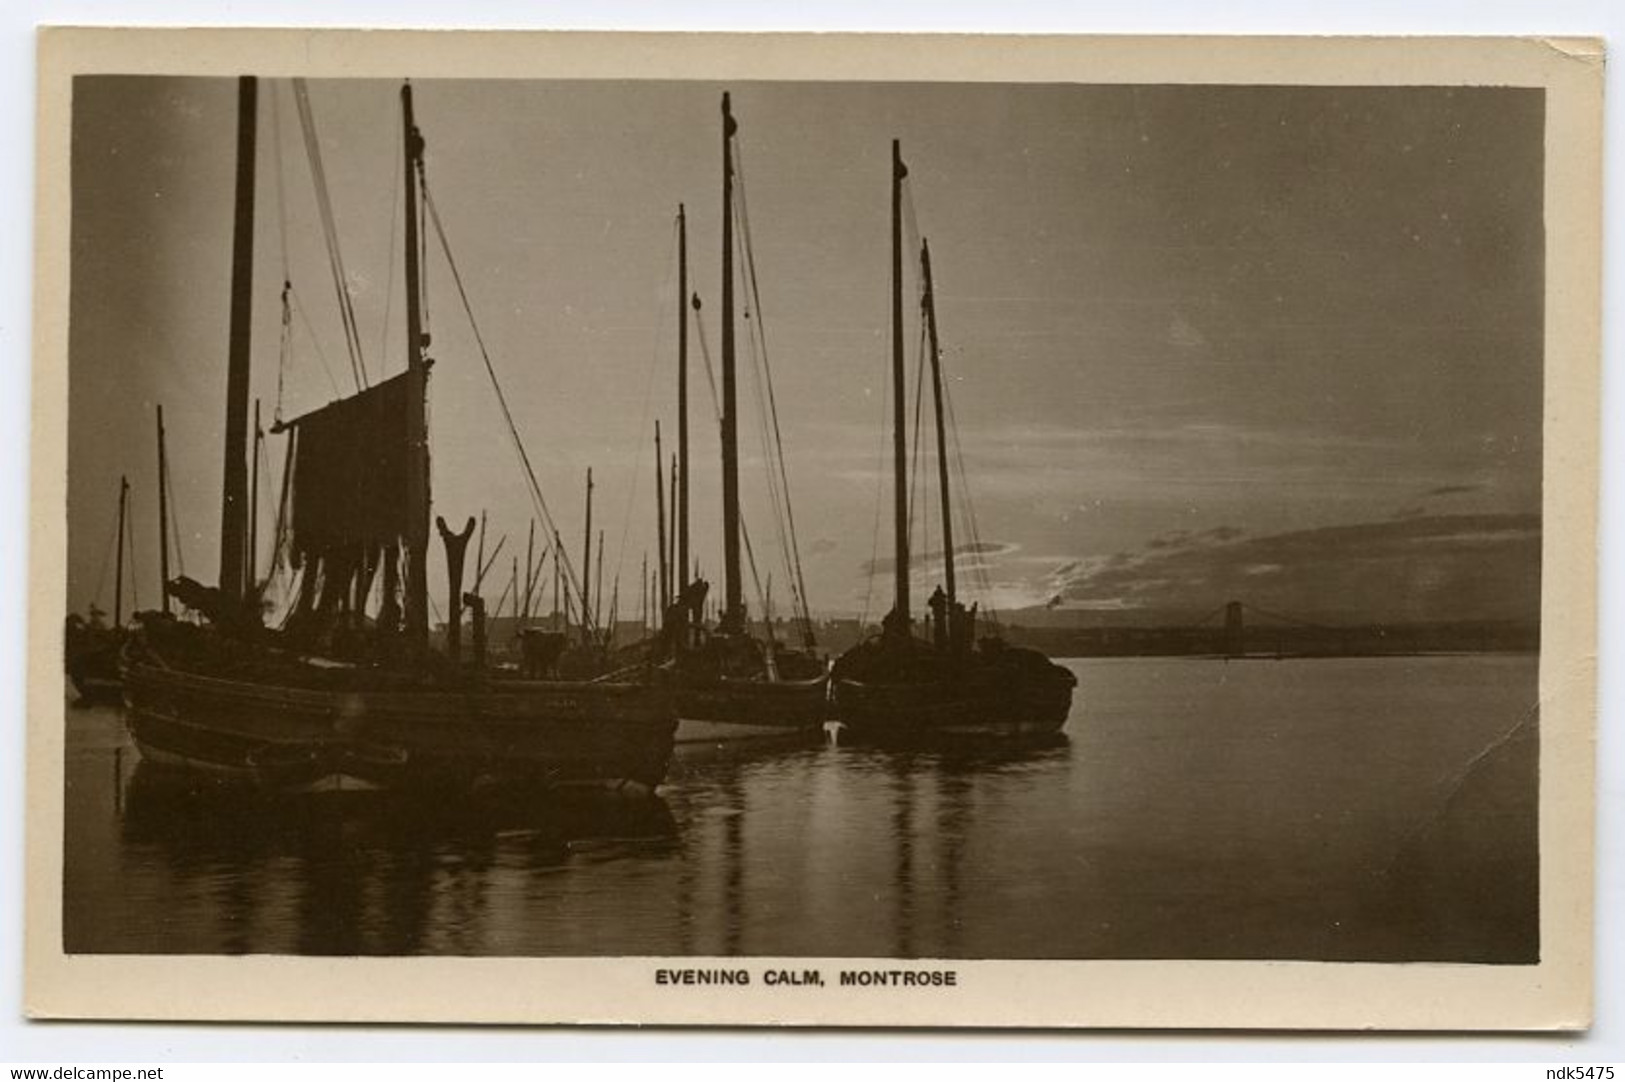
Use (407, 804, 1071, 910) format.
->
(1533, 36, 1606, 67)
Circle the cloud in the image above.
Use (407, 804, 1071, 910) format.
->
(859, 540, 1016, 576)
(1052, 512, 1539, 624)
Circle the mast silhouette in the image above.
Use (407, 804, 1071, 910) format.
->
(719, 92, 744, 633)
(581, 468, 594, 639)
(114, 475, 129, 627)
(218, 76, 257, 604)
(156, 406, 171, 617)
(401, 82, 431, 649)
(921, 238, 955, 608)
(656, 420, 669, 620)
(677, 203, 690, 598)
(248, 398, 261, 587)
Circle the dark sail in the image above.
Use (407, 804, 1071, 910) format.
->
(284, 372, 415, 561)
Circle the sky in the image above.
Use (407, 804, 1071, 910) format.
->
(66, 76, 1544, 627)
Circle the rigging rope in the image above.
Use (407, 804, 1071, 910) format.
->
(940, 357, 1001, 627)
(419, 175, 595, 633)
(690, 286, 773, 632)
(907, 315, 928, 567)
(378, 103, 403, 372)
(163, 449, 186, 578)
(728, 143, 817, 644)
(90, 494, 118, 612)
(269, 84, 291, 284)
(292, 78, 369, 393)
(289, 292, 345, 400)
(858, 328, 892, 632)
(610, 214, 679, 609)
(123, 489, 140, 612)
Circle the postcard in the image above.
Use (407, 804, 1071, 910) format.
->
(25, 28, 1601, 1029)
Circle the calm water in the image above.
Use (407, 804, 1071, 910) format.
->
(63, 656, 1539, 962)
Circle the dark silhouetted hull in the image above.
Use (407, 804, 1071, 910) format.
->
(674, 673, 830, 742)
(123, 661, 676, 794)
(832, 650, 1076, 743)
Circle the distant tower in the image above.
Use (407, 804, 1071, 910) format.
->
(1223, 601, 1245, 658)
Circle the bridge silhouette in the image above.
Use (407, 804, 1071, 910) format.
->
(1183, 600, 1331, 658)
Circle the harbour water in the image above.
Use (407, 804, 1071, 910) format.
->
(62, 655, 1538, 962)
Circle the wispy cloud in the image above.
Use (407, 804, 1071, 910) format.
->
(1048, 512, 1540, 624)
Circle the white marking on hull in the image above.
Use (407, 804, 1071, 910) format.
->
(132, 740, 255, 778)
(674, 717, 819, 744)
(294, 773, 384, 794)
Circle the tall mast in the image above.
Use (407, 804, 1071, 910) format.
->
(523, 519, 535, 620)
(581, 467, 594, 638)
(401, 82, 431, 649)
(921, 239, 955, 606)
(890, 139, 910, 630)
(114, 475, 129, 627)
(218, 75, 257, 603)
(595, 528, 605, 633)
(553, 529, 562, 630)
(156, 406, 171, 617)
(248, 398, 261, 587)
(669, 453, 678, 612)
(719, 92, 744, 633)
(655, 421, 669, 620)
(677, 203, 691, 598)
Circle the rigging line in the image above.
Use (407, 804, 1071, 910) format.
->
(739, 504, 770, 629)
(123, 490, 140, 612)
(729, 169, 793, 611)
(417, 159, 431, 339)
(692, 299, 723, 420)
(292, 78, 369, 391)
(419, 179, 592, 626)
(688, 283, 771, 621)
(611, 215, 680, 596)
(289, 291, 345, 399)
(90, 495, 118, 611)
(275, 283, 292, 423)
(858, 348, 890, 632)
(736, 278, 793, 617)
(164, 450, 187, 578)
(730, 146, 816, 638)
(268, 81, 291, 285)
(933, 343, 986, 605)
(159, 434, 188, 580)
(906, 313, 928, 564)
(939, 360, 1000, 626)
(378, 102, 403, 373)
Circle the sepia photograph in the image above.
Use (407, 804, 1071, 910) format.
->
(24, 29, 1601, 1029)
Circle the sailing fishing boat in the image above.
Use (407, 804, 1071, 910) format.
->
(660, 94, 830, 742)
(830, 141, 1077, 740)
(121, 78, 676, 794)
(64, 475, 133, 705)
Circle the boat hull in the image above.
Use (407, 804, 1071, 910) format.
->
(832, 661, 1075, 742)
(67, 641, 124, 706)
(674, 674, 830, 741)
(123, 661, 676, 794)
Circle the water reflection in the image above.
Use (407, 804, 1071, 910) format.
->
(65, 657, 1539, 961)
(112, 762, 677, 955)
